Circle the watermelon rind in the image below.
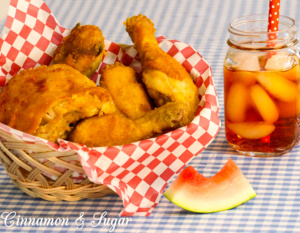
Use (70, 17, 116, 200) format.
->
(164, 158, 256, 213)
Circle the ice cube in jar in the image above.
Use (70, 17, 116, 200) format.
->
(230, 52, 261, 71)
(265, 51, 294, 71)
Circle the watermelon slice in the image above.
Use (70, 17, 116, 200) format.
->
(164, 158, 256, 213)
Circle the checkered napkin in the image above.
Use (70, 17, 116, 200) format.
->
(0, 0, 220, 216)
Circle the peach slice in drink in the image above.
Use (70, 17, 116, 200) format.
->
(256, 73, 297, 102)
(250, 84, 279, 122)
(226, 82, 248, 122)
(224, 69, 257, 86)
(277, 100, 298, 118)
(227, 122, 275, 139)
(280, 65, 300, 81)
(277, 92, 300, 118)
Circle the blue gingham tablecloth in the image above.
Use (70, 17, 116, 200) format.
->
(1, 0, 300, 232)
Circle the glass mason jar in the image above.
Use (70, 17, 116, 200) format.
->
(224, 15, 300, 157)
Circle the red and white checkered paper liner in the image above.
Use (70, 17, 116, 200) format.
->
(0, 0, 220, 216)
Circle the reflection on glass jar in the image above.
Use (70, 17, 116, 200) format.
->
(224, 15, 300, 157)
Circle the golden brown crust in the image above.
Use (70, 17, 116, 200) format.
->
(0, 64, 115, 140)
(100, 62, 153, 119)
(124, 14, 199, 124)
(53, 23, 106, 77)
(69, 102, 189, 147)
(69, 114, 140, 147)
(124, 14, 156, 51)
(142, 51, 187, 82)
(124, 14, 186, 81)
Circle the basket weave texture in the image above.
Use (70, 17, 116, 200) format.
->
(0, 129, 115, 201)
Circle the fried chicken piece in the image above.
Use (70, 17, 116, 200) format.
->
(124, 14, 199, 125)
(53, 23, 105, 77)
(100, 62, 153, 119)
(69, 102, 188, 147)
(0, 64, 117, 142)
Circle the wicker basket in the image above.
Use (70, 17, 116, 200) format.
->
(0, 128, 115, 201)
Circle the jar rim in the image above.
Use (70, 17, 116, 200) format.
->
(228, 14, 295, 36)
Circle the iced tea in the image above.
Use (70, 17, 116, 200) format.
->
(224, 14, 300, 156)
(224, 64, 300, 156)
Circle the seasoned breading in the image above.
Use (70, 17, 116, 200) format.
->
(124, 14, 199, 125)
(69, 102, 188, 147)
(0, 64, 117, 142)
(100, 62, 153, 119)
(53, 23, 105, 77)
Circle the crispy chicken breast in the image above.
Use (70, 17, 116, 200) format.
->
(0, 64, 117, 142)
